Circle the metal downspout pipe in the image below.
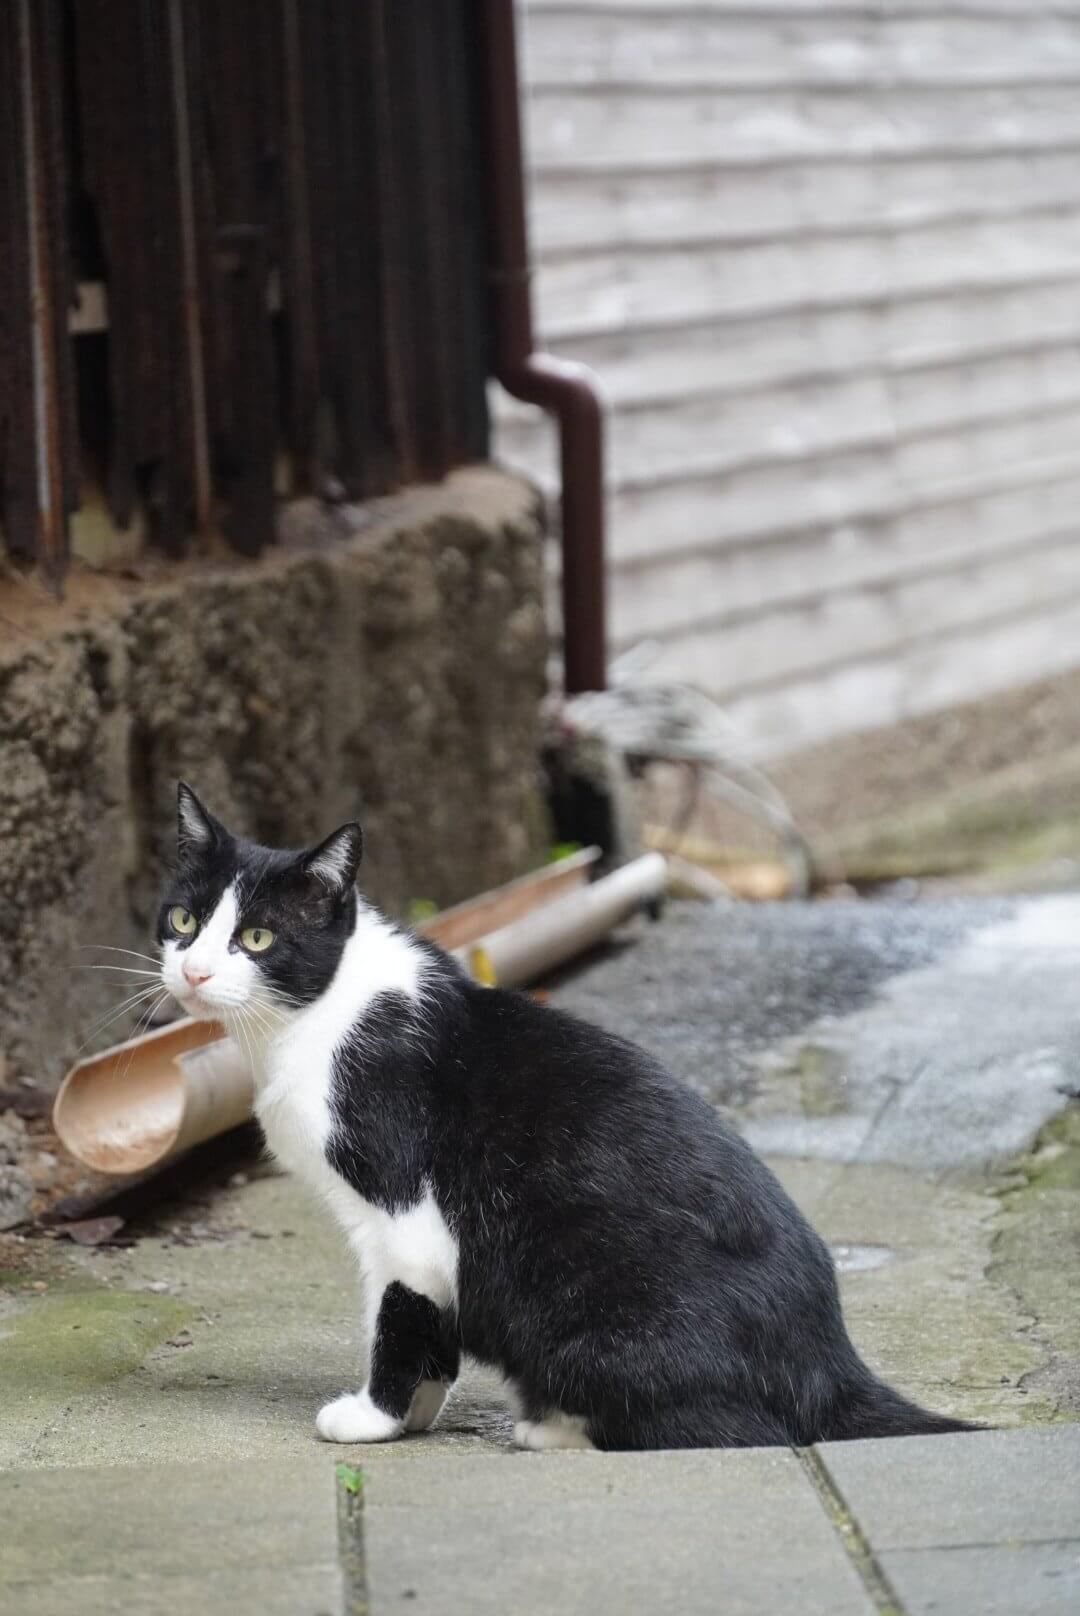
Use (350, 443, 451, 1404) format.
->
(477, 0, 607, 694)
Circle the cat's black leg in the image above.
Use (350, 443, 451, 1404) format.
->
(370, 1281, 460, 1433)
(316, 1280, 458, 1444)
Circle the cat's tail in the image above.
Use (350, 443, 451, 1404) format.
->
(822, 1373, 979, 1441)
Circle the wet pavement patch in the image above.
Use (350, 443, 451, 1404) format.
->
(550, 897, 1011, 1108)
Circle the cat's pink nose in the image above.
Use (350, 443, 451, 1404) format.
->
(183, 963, 213, 987)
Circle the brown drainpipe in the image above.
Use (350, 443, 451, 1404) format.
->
(477, 0, 607, 694)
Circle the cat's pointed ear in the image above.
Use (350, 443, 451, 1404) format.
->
(177, 781, 223, 855)
(302, 822, 363, 897)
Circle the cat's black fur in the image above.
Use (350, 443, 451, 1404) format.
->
(332, 956, 970, 1448)
(161, 788, 972, 1450)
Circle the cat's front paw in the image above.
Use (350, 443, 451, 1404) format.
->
(316, 1390, 404, 1444)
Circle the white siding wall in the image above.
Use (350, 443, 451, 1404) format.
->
(495, 1, 1080, 757)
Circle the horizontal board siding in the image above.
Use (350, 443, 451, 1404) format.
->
(498, 344, 1080, 489)
(605, 450, 1080, 565)
(534, 213, 1080, 340)
(610, 531, 1080, 693)
(715, 594, 1080, 757)
(524, 11, 1080, 89)
(529, 149, 1080, 256)
(502, 2, 1080, 752)
(499, 282, 1080, 414)
(609, 487, 1080, 645)
(527, 86, 1080, 171)
(524, 3, 1080, 22)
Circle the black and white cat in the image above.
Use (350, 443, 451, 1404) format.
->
(158, 782, 969, 1451)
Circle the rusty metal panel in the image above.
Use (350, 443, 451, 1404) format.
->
(277, 0, 319, 491)
(0, 0, 38, 565)
(382, 0, 489, 481)
(0, 0, 76, 582)
(191, 0, 279, 549)
(445, 0, 492, 465)
(298, 0, 400, 499)
(72, 0, 201, 555)
(3, 0, 492, 579)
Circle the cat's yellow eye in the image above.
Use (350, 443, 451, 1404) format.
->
(240, 927, 274, 954)
(170, 906, 197, 936)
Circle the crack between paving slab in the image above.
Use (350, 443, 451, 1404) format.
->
(336, 1469, 369, 1616)
(796, 1446, 908, 1616)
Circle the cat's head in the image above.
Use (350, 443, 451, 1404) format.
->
(158, 782, 362, 1022)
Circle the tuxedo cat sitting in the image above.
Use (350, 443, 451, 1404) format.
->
(157, 783, 969, 1451)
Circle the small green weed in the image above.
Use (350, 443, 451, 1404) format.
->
(336, 1462, 365, 1496)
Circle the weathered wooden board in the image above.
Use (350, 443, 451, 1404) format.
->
(523, 9, 1080, 91)
(615, 528, 1080, 698)
(610, 511, 1080, 652)
(496, 282, 1080, 417)
(499, 343, 1080, 490)
(525, 84, 1080, 172)
(528, 150, 1080, 258)
(532, 213, 1080, 341)
(717, 592, 1080, 759)
(600, 446, 1080, 569)
(509, 1, 1080, 750)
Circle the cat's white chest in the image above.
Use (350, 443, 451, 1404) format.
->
(254, 1036, 355, 1217)
(251, 1031, 458, 1312)
(241, 908, 459, 1311)
(254, 1055, 332, 1182)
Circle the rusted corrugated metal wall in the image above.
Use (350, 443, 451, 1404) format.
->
(0, 0, 489, 580)
(0, 0, 79, 583)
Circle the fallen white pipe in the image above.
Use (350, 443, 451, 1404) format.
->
(468, 852, 667, 989)
(53, 1018, 252, 1176)
(418, 846, 599, 951)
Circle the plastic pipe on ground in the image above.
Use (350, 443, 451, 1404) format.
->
(468, 853, 667, 989)
(53, 1018, 251, 1176)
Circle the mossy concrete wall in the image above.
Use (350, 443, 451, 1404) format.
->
(0, 469, 547, 1089)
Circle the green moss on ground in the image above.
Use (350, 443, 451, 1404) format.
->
(991, 1107, 1080, 1424)
(0, 1278, 195, 1395)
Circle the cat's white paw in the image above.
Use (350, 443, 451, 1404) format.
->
(513, 1413, 594, 1451)
(405, 1379, 448, 1433)
(316, 1390, 404, 1444)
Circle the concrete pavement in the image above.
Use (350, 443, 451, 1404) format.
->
(2, 893, 1079, 1611)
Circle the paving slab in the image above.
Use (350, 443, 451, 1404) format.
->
(819, 1426, 1080, 1548)
(7, 1564, 345, 1616)
(878, 1543, 1080, 1616)
(786, 1160, 1039, 1429)
(356, 1448, 874, 1616)
(0, 1456, 343, 1616)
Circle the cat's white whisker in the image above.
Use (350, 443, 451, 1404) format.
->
(75, 964, 161, 977)
(115, 992, 170, 1080)
(80, 945, 161, 965)
(75, 983, 170, 1054)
